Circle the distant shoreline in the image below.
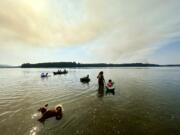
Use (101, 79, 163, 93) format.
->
(1, 62, 180, 68)
(19, 62, 180, 68)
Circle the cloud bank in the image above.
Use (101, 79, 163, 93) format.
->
(0, 0, 108, 46)
(88, 0, 180, 62)
(0, 0, 180, 63)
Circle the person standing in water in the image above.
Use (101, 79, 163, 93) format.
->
(97, 71, 105, 92)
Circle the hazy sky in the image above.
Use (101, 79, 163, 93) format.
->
(0, 0, 180, 65)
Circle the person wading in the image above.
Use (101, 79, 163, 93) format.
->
(97, 71, 105, 93)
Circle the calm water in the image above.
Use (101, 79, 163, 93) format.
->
(0, 68, 180, 135)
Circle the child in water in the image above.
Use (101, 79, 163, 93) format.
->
(107, 80, 113, 87)
(106, 79, 115, 95)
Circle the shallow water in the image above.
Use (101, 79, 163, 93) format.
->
(0, 67, 180, 135)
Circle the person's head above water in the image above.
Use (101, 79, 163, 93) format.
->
(100, 71, 103, 75)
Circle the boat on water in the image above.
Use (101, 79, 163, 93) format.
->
(80, 75, 90, 83)
(105, 85, 115, 95)
(41, 73, 50, 78)
(53, 70, 68, 75)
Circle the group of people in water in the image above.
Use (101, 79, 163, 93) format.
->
(41, 69, 68, 78)
(41, 70, 115, 95)
(57, 69, 67, 73)
(97, 71, 115, 96)
(38, 70, 115, 124)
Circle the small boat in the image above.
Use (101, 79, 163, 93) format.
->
(80, 77, 90, 83)
(41, 75, 48, 78)
(105, 86, 115, 95)
(53, 70, 68, 75)
(41, 73, 50, 78)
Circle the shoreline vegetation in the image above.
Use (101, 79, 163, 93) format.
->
(19, 62, 180, 68)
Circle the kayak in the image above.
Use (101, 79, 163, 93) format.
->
(53, 71, 68, 75)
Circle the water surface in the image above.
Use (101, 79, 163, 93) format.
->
(0, 67, 180, 135)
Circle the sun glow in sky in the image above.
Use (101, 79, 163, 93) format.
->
(0, 0, 180, 65)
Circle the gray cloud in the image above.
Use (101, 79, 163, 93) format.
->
(88, 0, 180, 62)
(0, 0, 180, 63)
(0, 0, 110, 46)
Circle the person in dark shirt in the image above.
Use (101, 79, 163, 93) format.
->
(97, 71, 105, 91)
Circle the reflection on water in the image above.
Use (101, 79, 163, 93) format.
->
(29, 126, 39, 135)
(97, 87, 104, 97)
(0, 67, 180, 135)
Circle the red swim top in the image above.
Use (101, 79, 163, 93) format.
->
(107, 82, 113, 87)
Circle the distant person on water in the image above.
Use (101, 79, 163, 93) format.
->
(41, 73, 45, 78)
(97, 71, 105, 91)
(41, 73, 49, 78)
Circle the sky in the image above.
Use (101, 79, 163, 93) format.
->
(0, 0, 180, 65)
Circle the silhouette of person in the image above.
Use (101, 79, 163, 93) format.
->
(97, 71, 105, 96)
